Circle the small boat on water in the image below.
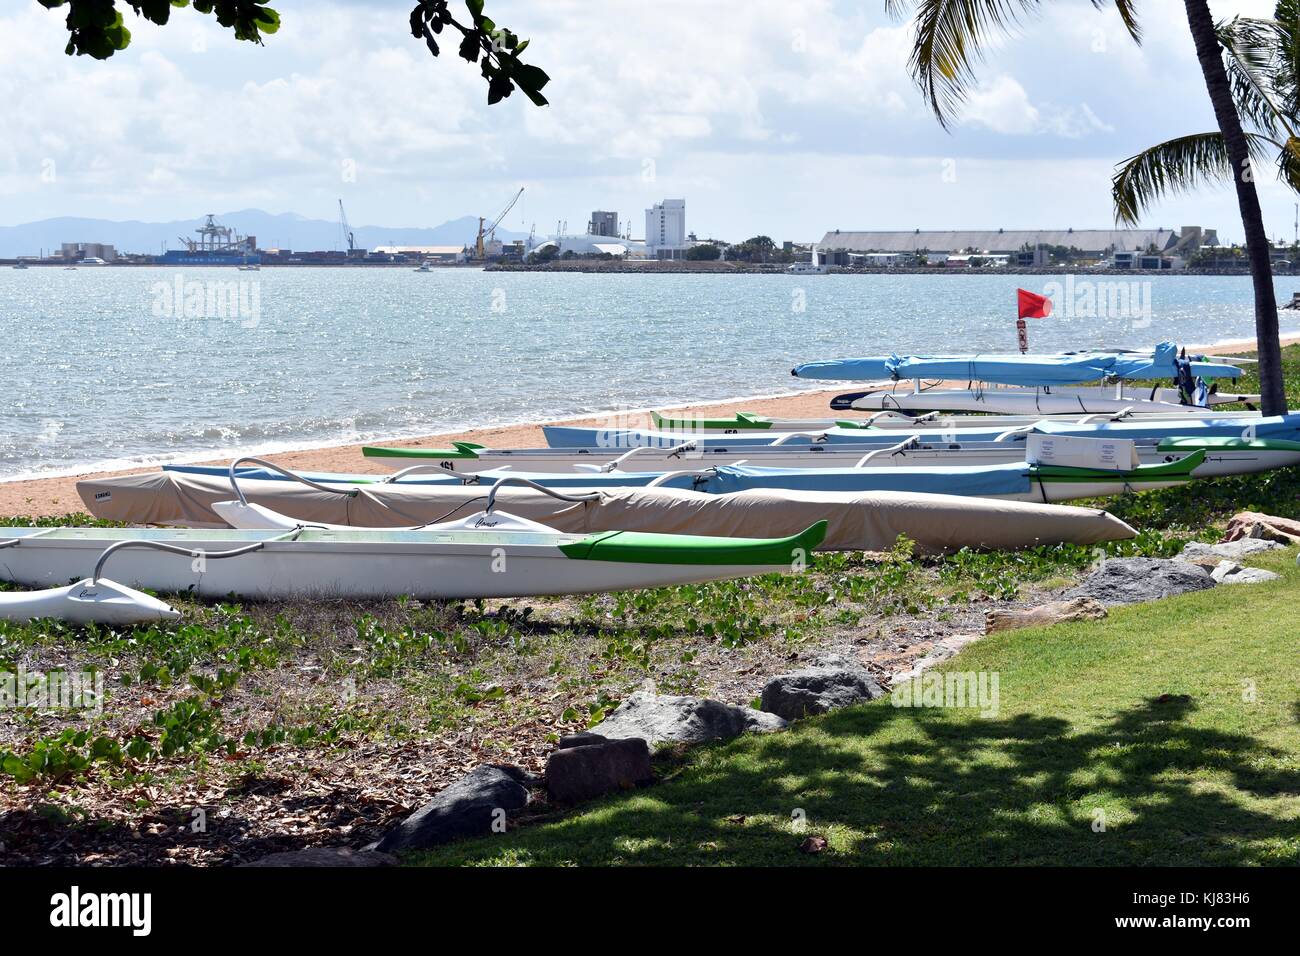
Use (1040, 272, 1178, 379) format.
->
(414, 261, 433, 272)
(11, 261, 28, 270)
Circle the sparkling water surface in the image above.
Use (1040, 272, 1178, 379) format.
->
(3, 267, 1298, 480)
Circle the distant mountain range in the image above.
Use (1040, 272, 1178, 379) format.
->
(0, 209, 532, 257)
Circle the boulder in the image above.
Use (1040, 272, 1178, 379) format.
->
(557, 731, 609, 750)
(374, 764, 532, 853)
(590, 692, 787, 747)
(984, 597, 1108, 634)
(1064, 557, 1214, 607)
(1211, 561, 1281, 585)
(546, 737, 653, 803)
(1223, 512, 1300, 545)
(760, 667, 883, 721)
(1181, 538, 1284, 561)
(240, 847, 398, 867)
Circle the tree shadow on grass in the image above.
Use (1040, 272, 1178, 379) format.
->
(428, 694, 1300, 866)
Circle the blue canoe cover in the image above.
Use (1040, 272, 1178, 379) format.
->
(701, 462, 1030, 497)
(792, 342, 1242, 384)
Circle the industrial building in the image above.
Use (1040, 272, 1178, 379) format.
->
(588, 211, 619, 237)
(369, 245, 467, 263)
(528, 235, 644, 258)
(817, 226, 1217, 267)
(60, 242, 117, 262)
(646, 199, 687, 259)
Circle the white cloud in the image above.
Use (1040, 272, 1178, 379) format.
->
(0, 0, 1293, 241)
(962, 75, 1041, 135)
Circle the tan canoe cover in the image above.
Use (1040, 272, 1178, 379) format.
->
(78, 471, 1135, 554)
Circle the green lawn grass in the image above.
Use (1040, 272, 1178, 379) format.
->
(412, 547, 1300, 866)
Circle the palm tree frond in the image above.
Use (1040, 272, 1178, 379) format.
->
(1277, 134, 1300, 192)
(1110, 132, 1271, 225)
(1094, 0, 1142, 46)
(908, 0, 1034, 128)
(907, 0, 1139, 128)
(1218, 15, 1292, 138)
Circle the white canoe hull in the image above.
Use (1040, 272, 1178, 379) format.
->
(846, 386, 1258, 415)
(0, 528, 803, 601)
(363, 444, 1300, 478)
(633, 410, 1260, 435)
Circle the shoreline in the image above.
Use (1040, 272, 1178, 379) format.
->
(4, 333, 1296, 518)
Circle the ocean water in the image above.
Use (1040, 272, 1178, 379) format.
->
(3, 266, 1299, 480)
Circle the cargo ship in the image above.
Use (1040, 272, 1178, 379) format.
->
(158, 214, 260, 265)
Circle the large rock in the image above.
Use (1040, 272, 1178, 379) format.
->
(1223, 512, 1300, 545)
(985, 597, 1108, 634)
(546, 737, 653, 803)
(1064, 557, 1215, 607)
(760, 667, 883, 721)
(240, 847, 398, 867)
(375, 765, 532, 853)
(1211, 561, 1281, 585)
(590, 692, 787, 747)
(1181, 538, 1284, 561)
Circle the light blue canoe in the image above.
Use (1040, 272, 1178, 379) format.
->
(791, 341, 1243, 384)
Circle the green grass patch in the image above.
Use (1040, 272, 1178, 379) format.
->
(411, 548, 1300, 867)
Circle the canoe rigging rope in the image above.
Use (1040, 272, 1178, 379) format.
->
(90, 528, 305, 584)
(484, 477, 602, 514)
(227, 456, 359, 504)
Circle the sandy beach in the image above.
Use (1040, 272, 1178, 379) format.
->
(5, 333, 1296, 518)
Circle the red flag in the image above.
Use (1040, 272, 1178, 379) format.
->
(1017, 288, 1052, 319)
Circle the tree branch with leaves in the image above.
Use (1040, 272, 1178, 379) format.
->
(38, 0, 549, 106)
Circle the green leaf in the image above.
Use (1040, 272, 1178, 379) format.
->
(458, 31, 480, 62)
(513, 62, 549, 94)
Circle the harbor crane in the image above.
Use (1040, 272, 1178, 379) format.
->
(474, 187, 524, 260)
(338, 199, 356, 254)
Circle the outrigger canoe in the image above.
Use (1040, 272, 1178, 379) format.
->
(358, 436, 1300, 478)
(159, 452, 1209, 503)
(790, 342, 1245, 384)
(641, 408, 1260, 434)
(540, 412, 1300, 449)
(0, 518, 828, 603)
(831, 384, 1259, 416)
(76, 471, 1139, 552)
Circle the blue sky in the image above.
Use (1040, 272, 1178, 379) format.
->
(0, 0, 1293, 243)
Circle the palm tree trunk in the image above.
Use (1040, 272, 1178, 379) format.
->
(1184, 0, 1288, 415)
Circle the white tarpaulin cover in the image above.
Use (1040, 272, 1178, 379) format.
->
(78, 471, 1136, 554)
